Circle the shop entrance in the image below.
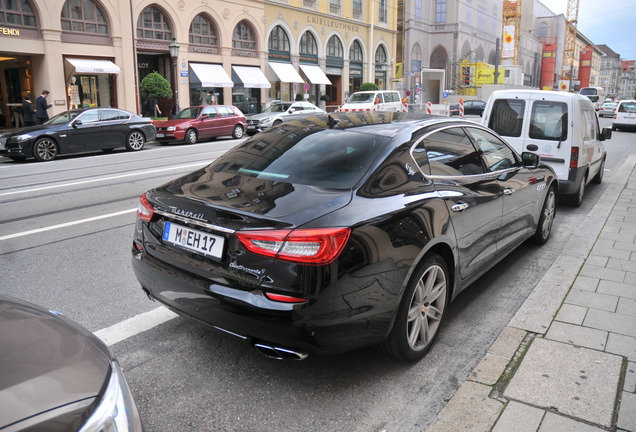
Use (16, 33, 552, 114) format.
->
(0, 55, 33, 129)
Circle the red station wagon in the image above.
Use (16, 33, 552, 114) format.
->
(154, 105, 247, 144)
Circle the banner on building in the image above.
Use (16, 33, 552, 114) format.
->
(502, 25, 515, 59)
(474, 65, 505, 85)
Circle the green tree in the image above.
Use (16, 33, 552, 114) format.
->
(139, 71, 172, 117)
(359, 82, 380, 91)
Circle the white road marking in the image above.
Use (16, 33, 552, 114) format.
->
(0, 162, 207, 197)
(94, 306, 179, 346)
(0, 208, 136, 241)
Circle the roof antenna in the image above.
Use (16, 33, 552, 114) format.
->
(327, 115, 340, 129)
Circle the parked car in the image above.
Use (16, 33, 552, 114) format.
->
(0, 107, 155, 162)
(154, 105, 246, 144)
(0, 294, 143, 431)
(449, 100, 486, 116)
(132, 112, 558, 362)
(337, 90, 404, 113)
(612, 100, 636, 131)
(482, 89, 610, 206)
(245, 101, 325, 135)
(598, 102, 617, 118)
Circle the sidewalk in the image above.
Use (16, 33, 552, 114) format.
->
(428, 155, 636, 432)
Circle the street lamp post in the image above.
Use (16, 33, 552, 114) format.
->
(169, 37, 180, 116)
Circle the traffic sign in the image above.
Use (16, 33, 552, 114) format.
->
(304, 83, 310, 92)
(405, 90, 411, 97)
(443, 91, 449, 98)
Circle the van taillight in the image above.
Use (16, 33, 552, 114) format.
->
(570, 147, 579, 169)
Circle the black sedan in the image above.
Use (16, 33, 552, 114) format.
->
(449, 100, 486, 116)
(0, 294, 143, 430)
(0, 107, 156, 161)
(131, 112, 557, 361)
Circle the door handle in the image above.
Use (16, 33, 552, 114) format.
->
(503, 188, 515, 195)
(451, 202, 469, 212)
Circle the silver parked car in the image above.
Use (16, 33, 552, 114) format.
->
(245, 101, 325, 134)
(0, 294, 143, 431)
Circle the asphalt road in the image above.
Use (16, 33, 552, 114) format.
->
(0, 117, 632, 431)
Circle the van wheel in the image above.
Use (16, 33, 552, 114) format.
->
(568, 175, 586, 207)
(592, 158, 605, 184)
(531, 185, 556, 245)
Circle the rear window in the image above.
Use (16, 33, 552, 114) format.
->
(488, 99, 525, 137)
(529, 101, 567, 141)
(618, 102, 636, 113)
(211, 129, 390, 188)
(347, 93, 374, 103)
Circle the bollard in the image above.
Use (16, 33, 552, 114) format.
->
(426, 101, 432, 114)
(459, 98, 464, 118)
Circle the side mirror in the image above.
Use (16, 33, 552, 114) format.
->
(288, 107, 295, 113)
(601, 127, 612, 141)
(521, 151, 540, 168)
(73, 119, 82, 127)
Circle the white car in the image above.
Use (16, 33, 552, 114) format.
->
(245, 101, 325, 134)
(612, 100, 636, 131)
(598, 102, 617, 118)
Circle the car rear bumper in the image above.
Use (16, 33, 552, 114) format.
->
(131, 246, 400, 356)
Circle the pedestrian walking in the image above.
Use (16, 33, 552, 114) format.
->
(22, 95, 36, 127)
(35, 90, 52, 125)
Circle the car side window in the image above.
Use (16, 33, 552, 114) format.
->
(203, 107, 217, 118)
(116, 110, 131, 120)
(465, 127, 518, 172)
(77, 110, 100, 124)
(99, 109, 120, 122)
(416, 128, 486, 176)
(488, 99, 525, 137)
(218, 106, 233, 117)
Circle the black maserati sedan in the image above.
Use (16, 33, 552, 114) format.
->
(0, 294, 143, 431)
(131, 112, 557, 362)
(0, 107, 155, 162)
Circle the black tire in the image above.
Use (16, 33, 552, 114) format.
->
(568, 174, 586, 207)
(185, 128, 197, 144)
(531, 185, 556, 245)
(592, 158, 605, 184)
(612, 125, 617, 131)
(273, 119, 283, 126)
(32, 137, 58, 162)
(125, 130, 145, 151)
(232, 124, 244, 139)
(380, 253, 449, 361)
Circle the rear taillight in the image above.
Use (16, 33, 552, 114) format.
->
(264, 292, 308, 303)
(137, 193, 155, 223)
(235, 228, 351, 265)
(569, 147, 579, 169)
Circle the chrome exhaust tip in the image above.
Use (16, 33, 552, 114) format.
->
(253, 342, 308, 360)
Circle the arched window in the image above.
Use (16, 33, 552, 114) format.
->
(350, 40, 363, 62)
(61, 0, 107, 34)
(327, 35, 343, 58)
(539, 22, 548, 39)
(233, 20, 256, 51)
(0, 0, 37, 28)
(189, 14, 217, 47)
(430, 45, 448, 69)
(268, 25, 290, 52)
(137, 6, 171, 41)
(300, 31, 318, 56)
(375, 45, 387, 65)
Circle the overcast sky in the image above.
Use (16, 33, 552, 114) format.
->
(546, 0, 636, 59)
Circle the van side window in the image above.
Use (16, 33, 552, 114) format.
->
(582, 109, 597, 141)
(488, 99, 525, 137)
(529, 101, 567, 141)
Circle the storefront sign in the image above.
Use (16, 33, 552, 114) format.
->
(54, 100, 66, 106)
(190, 46, 219, 54)
(1, 27, 20, 36)
(232, 49, 255, 58)
(349, 68, 362, 77)
(306, 16, 360, 33)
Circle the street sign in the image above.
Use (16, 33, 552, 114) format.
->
(443, 91, 449, 98)
(304, 83, 310, 92)
(405, 90, 411, 97)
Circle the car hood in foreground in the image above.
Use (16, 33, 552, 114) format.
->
(0, 295, 111, 429)
(150, 166, 353, 228)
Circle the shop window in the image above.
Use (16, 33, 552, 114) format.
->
(61, 0, 108, 34)
(189, 13, 217, 48)
(232, 21, 256, 51)
(327, 35, 343, 58)
(0, 0, 37, 27)
(350, 40, 363, 62)
(300, 31, 318, 56)
(375, 45, 387, 66)
(268, 25, 290, 52)
(136, 6, 171, 41)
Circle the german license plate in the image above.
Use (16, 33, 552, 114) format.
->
(156, 133, 165, 138)
(162, 222, 224, 258)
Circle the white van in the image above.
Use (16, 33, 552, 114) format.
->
(482, 90, 611, 206)
(337, 90, 404, 113)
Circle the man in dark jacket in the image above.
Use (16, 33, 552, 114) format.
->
(35, 90, 52, 124)
(22, 95, 36, 127)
